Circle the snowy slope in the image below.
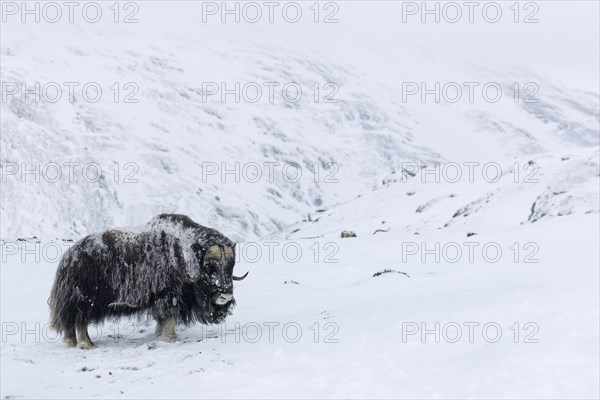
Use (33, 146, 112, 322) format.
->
(271, 148, 600, 240)
(1, 3, 598, 241)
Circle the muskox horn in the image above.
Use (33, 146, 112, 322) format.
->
(205, 244, 222, 260)
(223, 245, 234, 260)
(232, 271, 249, 281)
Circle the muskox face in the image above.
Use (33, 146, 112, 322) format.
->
(197, 244, 248, 306)
(203, 244, 235, 305)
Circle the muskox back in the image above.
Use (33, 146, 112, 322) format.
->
(49, 214, 240, 348)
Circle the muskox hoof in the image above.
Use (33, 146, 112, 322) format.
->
(79, 340, 97, 350)
(64, 337, 77, 347)
(77, 326, 96, 349)
(163, 318, 177, 342)
(164, 334, 178, 343)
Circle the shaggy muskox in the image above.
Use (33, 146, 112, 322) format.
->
(49, 214, 248, 349)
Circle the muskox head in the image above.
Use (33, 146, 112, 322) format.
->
(191, 244, 248, 306)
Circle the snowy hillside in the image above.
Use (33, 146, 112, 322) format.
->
(1, 3, 598, 241)
(1, 1, 599, 399)
(272, 148, 600, 240)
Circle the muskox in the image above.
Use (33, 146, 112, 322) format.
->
(49, 214, 248, 349)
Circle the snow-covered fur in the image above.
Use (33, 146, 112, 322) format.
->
(49, 214, 238, 342)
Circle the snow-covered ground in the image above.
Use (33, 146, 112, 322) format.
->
(1, 1, 599, 398)
(1, 213, 599, 398)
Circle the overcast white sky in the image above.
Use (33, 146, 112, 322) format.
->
(142, 1, 599, 92)
(2, 1, 598, 92)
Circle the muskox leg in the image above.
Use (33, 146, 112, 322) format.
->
(154, 319, 164, 337)
(64, 326, 77, 347)
(77, 324, 97, 349)
(163, 318, 178, 342)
